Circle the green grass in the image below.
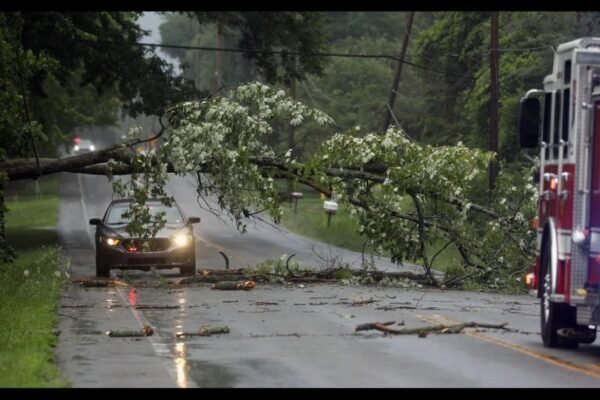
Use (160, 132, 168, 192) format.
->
(281, 196, 369, 253)
(0, 175, 69, 387)
(278, 181, 462, 272)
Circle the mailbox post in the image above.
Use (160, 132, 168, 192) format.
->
(323, 200, 338, 227)
(290, 192, 303, 215)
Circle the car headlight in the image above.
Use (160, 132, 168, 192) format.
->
(101, 237, 120, 246)
(74, 145, 79, 151)
(89, 145, 95, 151)
(172, 232, 192, 247)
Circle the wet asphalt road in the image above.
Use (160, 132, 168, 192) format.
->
(55, 173, 600, 387)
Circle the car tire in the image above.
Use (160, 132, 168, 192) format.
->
(180, 263, 196, 276)
(540, 244, 578, 349)
(95, 252, 110, 278)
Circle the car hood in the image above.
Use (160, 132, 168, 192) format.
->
(100, 223, 188, 239)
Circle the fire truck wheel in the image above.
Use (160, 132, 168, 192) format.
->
(540, 261, 578, 348)
(578, 329, 597, 344)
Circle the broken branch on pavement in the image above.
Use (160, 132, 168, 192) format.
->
(355, 321, 511, 336)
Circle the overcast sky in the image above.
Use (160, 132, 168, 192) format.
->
(137, 12, 181, 73)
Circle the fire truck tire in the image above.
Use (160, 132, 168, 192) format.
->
(540, 246, 578, 348)
(579, 329, 597, 344)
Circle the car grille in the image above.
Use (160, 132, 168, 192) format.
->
(121, 238, 171, 252)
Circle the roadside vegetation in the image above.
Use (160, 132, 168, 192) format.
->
(0, 176, 69, 387)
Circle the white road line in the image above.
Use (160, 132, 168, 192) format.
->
(114, 287, 197, 388)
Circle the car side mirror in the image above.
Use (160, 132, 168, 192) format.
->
(187, 217, 201, 224)
(89, 218, 102, 225)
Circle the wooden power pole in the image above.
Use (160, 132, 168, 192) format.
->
(383, 11, 415, 132)
(489, 11, 500, 196)
(216, 23, 223, 92)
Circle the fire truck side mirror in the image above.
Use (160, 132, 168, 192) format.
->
(518, 97, 541, 149)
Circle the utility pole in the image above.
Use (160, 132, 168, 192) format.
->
(216, 23, 223, 92)
(488, 11, 500, 197)
(382, 11, 415, 132)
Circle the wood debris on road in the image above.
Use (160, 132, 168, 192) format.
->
(133, 304, 180, 309)
(106, 325, 154, 337)
(212, 280, 256, 290)
(73, 277, 129, 288)
(351, 297, 382, 306)
(61, 304, 95, 308)
(354, 321, 510, 336)
(176, 325, 230, 337)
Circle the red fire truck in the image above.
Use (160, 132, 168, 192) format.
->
(519, 37, 600, 348)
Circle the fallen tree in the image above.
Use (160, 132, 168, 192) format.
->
(2, 83, 536, 290)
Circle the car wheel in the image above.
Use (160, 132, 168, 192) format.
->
(540, 244, 578, 348)
(180, 262, 196, 276)
(95, 251, 110, 278)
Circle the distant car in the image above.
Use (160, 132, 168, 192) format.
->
(73, 139, 96, 154)
(89, 199, 200, 277)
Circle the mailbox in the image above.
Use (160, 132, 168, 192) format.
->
(323, 200, 338, 227)
(323, 200, 338, 214)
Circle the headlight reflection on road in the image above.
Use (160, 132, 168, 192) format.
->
(174, 342, 188, 388)
(173, 289, 189, 388)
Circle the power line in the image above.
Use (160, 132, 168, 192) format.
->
(133, 41, 473, 80)
(134, 41, 553, 80)
(403, 45, 552, 61)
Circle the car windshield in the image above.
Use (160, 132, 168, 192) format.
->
(79, 139, 93, 147)
(105, 203, 184, 225)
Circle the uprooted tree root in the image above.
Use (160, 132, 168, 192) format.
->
(355, 321, 511, 337)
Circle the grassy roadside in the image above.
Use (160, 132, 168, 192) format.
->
(0, 176, 69, 387)
(278, 181, 461, 272)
